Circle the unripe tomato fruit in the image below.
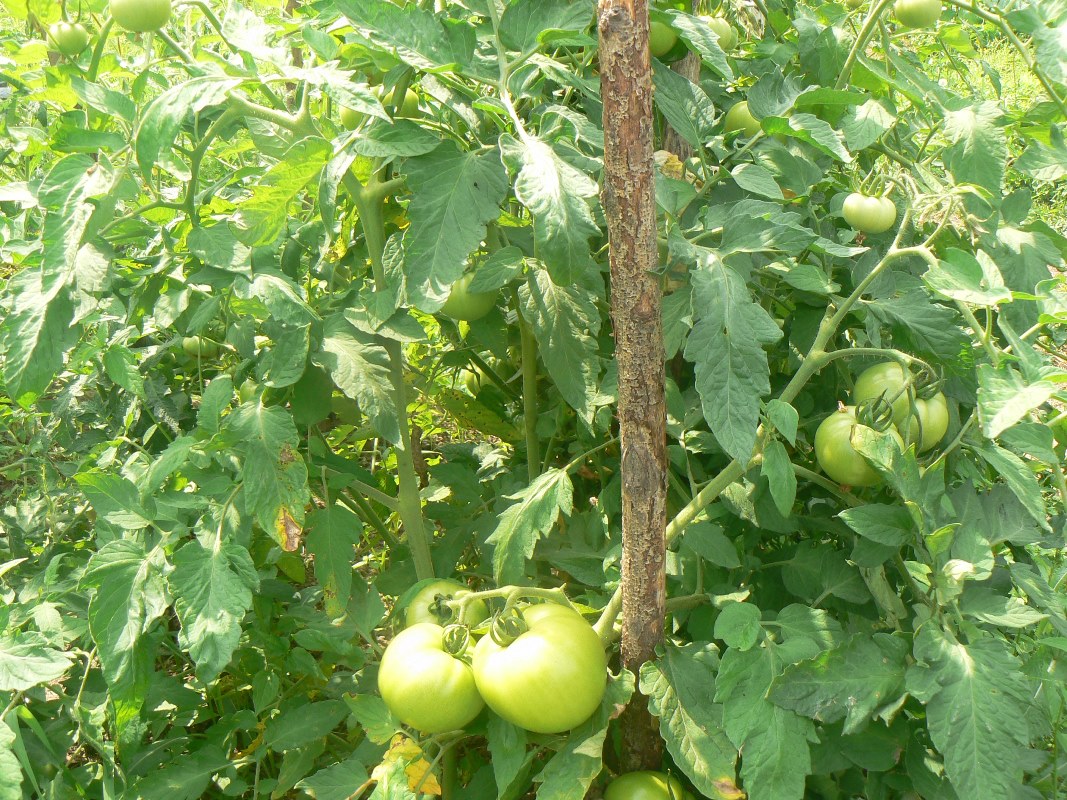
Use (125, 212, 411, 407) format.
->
(181, 336, 219, 358)
(47, 22, 90, 55)
(605, 771, 688, 800)
(814, 406, 902, 487)
(901, 392, 949, 452)
(723, 101, 760, 137)
(842, 192, 897, 234)
(894, 0, 941, 27)
(852, 362, 913, 426)
(439, 273, 497, 321)
(405, 579, 489, 628)
(378, 623, 484, 733)
(846, 0, 864, 7)
(110, 0, 172, 32)
(701, 15, 737, 51)
(649, 21, 678, 58)
(340, 87, 419, 129)
(472, 603, 607, 734)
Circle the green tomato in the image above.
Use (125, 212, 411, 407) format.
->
(649, 21, 678, 58)
(406, 579, 489, 627)
(605, 771, 688, 800)
(701, 15, 737, 51)
(330, 393, 361, 424)
(109, 0, 172, 32)
(894, 0, 941, 27)
(340, 86, 420, 129)
(439, 273, 497, 321)
(842, 192, 897, 234)
(846, 0, 865, 7)
(47, 22, 90, 55)
(238, 378, 260, 404)
(723, 101, 760, 137)
(814, 406, 901, 487)
(901, 392, 949, 452)
(852, 361, 913, 425)
(378, 623, 484, 733)
(472, 603, 607, 733)
(181, 336, 219, 358)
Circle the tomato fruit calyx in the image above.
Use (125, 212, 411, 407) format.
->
(441, 623, 473, 658)
(489, 606, 529, 647)
(855, 395, 897, 432)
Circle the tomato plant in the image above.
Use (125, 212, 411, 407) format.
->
(1, 0, 1065, 795)
(109, 0, 172, 31)
(378, 624, 484, 733)
(841, 192, 897, 234)
(472, 604, 607, 733)
(46, 22, 89, 55)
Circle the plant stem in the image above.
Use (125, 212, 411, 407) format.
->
(513, 288, 541, 481)
(347, 172, 435, 582)
(835, 0, 895, 90)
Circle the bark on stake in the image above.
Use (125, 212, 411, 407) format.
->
(597, 0, 668, 770)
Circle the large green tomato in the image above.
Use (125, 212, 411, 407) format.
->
(405, 579, 489, 628)
(439, 273, 497, 321)
(181, 336, 219, 358)
(110, 0, 172, 32)
(378, 623, 484, 733)
(814, 406, 901, 487)
(701, 15, 737, 51)
(894, 0, 941, 27)
(723, 101, 760, 137)
(47, 22, 90, 55)
(901, 392, 949, 452)
(605, 771, 688, 800)
(649, 21, 678, 58)
(852, 361, 913, 425)
(842, 192, 897, 234)
(340, 87, 419, 129)
(472, 604, 607, 733)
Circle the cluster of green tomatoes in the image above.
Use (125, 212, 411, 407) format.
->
(45, 0, 173, 57)
(381, 581, 696, 799)
(814, 362, 950, 487)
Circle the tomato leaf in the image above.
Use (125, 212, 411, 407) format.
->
(652, 63, 717, 150)
(0, 632, 74, 691)
(334, 0, 475, 72)
(500, 133, 600, 285)
(306, 505, 364, 618)
(402, 143, 508, 310)
(535, 671, 634, 800)
(518, 269, 603, 423)
(486, 467, 573, 585)
(169, 541, 258, 681)
(641, 643, 741, 800)
(913, 627, 1033, 800)
(224, 403, 311, 547)
(769, 633, 908, 734)
(684, 254, 781, 463)
(298, 756, 370, 800)
(498, 0, 593, 52)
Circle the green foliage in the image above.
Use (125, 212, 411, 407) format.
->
(0, 0, 1065, 796)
